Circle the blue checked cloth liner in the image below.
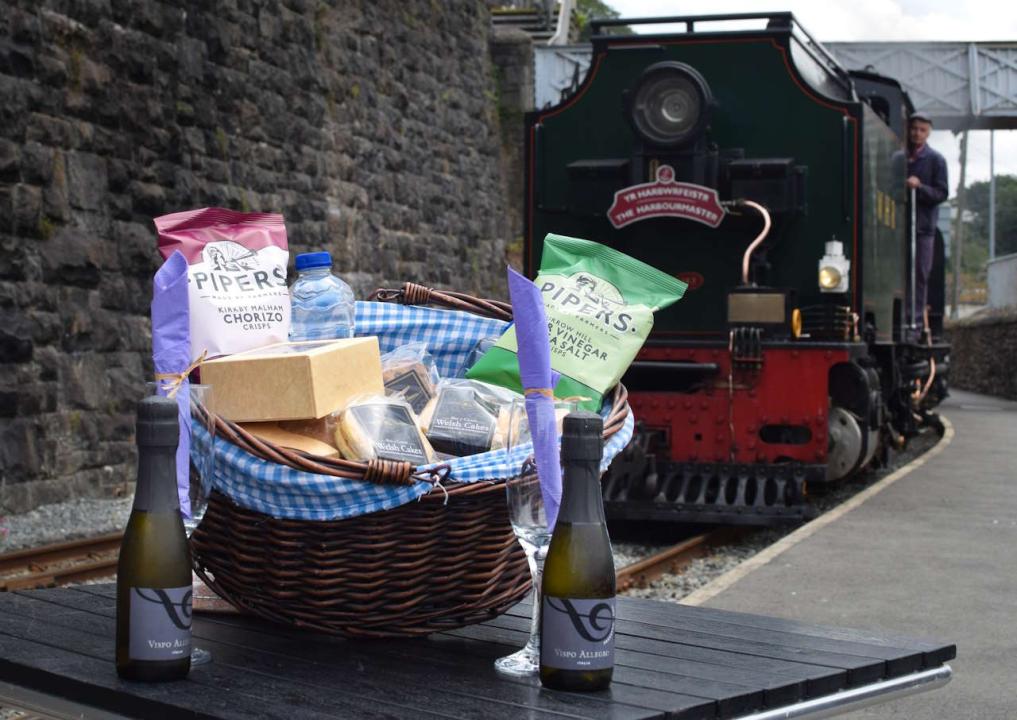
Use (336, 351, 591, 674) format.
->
(191, 301, 634, 521)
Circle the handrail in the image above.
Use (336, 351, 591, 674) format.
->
(589, 12, 852, 83)
(590, 12, 794, 35)
(547, 0, 574, 46)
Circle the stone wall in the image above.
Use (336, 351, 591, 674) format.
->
(489, 28, 533, 268)
(944, 309, 1017, 400)
(0, 0, 511, 512)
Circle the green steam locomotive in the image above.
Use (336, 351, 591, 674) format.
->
(524, 13, 949, 525)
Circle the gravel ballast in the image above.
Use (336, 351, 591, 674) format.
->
(0, 427, 942, 608)
(0, 497, 132, 553)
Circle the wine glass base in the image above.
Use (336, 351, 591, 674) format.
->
(494, 645, 539, 677)
(190, 646, 212, 667)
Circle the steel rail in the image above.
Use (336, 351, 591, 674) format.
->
(616, 528, 745, 591)
(0, 532, 122, 591)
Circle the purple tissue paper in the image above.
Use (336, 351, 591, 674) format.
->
(507, 267, 563, 530)
(151, 250, 192, 517)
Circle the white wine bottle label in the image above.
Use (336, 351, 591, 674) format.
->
(128, 586, 192, 661)
(541, 596, 616, 670)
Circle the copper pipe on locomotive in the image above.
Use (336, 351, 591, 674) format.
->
(913, 306, 937, 404)
(720, 199, 774, 286)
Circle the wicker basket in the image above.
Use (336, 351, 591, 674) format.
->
(191, 283, 631, 638)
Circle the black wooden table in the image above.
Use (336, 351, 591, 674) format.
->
(0, 584, 953, 719)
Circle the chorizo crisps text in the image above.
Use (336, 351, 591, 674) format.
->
(155, 208, 291, 358)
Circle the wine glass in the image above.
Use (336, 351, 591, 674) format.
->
(147, 380, 214, 667)
(495, 399, 576, 677)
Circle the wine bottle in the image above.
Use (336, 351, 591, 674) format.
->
(116, 395, 193, 681)
(540, 411, 616, 691)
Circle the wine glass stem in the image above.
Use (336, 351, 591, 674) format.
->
(524, 546, 547, 656)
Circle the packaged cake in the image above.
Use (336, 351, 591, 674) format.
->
(381, 342, 439, 414)
(418, 380, 521, 458)
(334, 396, 435, 466)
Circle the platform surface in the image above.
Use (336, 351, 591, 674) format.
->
(701, 389, 1016, 719)
(0, 581, 953, 719)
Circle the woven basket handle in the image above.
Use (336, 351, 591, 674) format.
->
(196, 383, 627, 487)
(195, 402, 424, 486)
(369, 282, 513, 322)
(196, 281, 631, 486)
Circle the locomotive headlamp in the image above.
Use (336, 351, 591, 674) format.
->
(818, 238, 850, 293)
(818, 266, 842, 289)
(627, 62, 713, 148)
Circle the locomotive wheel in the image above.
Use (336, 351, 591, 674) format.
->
(827, 406, 863, 482)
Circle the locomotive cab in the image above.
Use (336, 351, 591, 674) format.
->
(525, 13, 947, 526)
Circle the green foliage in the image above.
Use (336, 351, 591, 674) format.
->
(963, 174, 1017, 258)
(68, 48, 83, 90)
(38, 216, 56, 241)
(314, 3, 328, 52)
(214, 127, 229, 158)
(575, 0, 633, 41)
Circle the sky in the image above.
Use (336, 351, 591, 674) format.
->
(607, 1, 1017, 191)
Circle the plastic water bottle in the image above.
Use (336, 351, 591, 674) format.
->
(289, 252, 356, 341)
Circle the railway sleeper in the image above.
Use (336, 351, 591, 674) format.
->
(603, 461, 820, 527)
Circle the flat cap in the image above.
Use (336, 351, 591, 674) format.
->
(909, 112, 934, 125)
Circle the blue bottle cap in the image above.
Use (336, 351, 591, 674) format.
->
(295, 252, 332, 271)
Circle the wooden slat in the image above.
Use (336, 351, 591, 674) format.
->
(481, 611, 806, 707)
(637, 600, 957, 668)
(0, 594, 474, 720)
(509, 601, 923, 681)
(486, 608, 846, 695)
(15, 589, 674, 720)
(69, 586, 714, 719)
(0, 584, 954, 720)
(448, 622, 757, 718)
(617, 606, 928, 676)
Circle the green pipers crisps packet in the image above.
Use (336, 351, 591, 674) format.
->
(467, 234, 687, 410)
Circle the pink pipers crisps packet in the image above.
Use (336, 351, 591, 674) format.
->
(155, 208, 291, 358)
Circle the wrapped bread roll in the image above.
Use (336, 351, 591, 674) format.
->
(490, 405, 572, 450)
(335, 396, 435, 466)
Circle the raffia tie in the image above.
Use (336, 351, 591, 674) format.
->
(154, 350, 207, 399)
(524, 388, 591, 404)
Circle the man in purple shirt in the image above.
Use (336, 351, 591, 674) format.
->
(906, 112, 949, 331)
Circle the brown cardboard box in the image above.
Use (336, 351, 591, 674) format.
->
(202, 338, 383, 422)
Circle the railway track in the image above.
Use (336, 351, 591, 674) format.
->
(1, 526, 738, 596)
(0, 533, 122, 591)
(615, 528, 746, 592)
